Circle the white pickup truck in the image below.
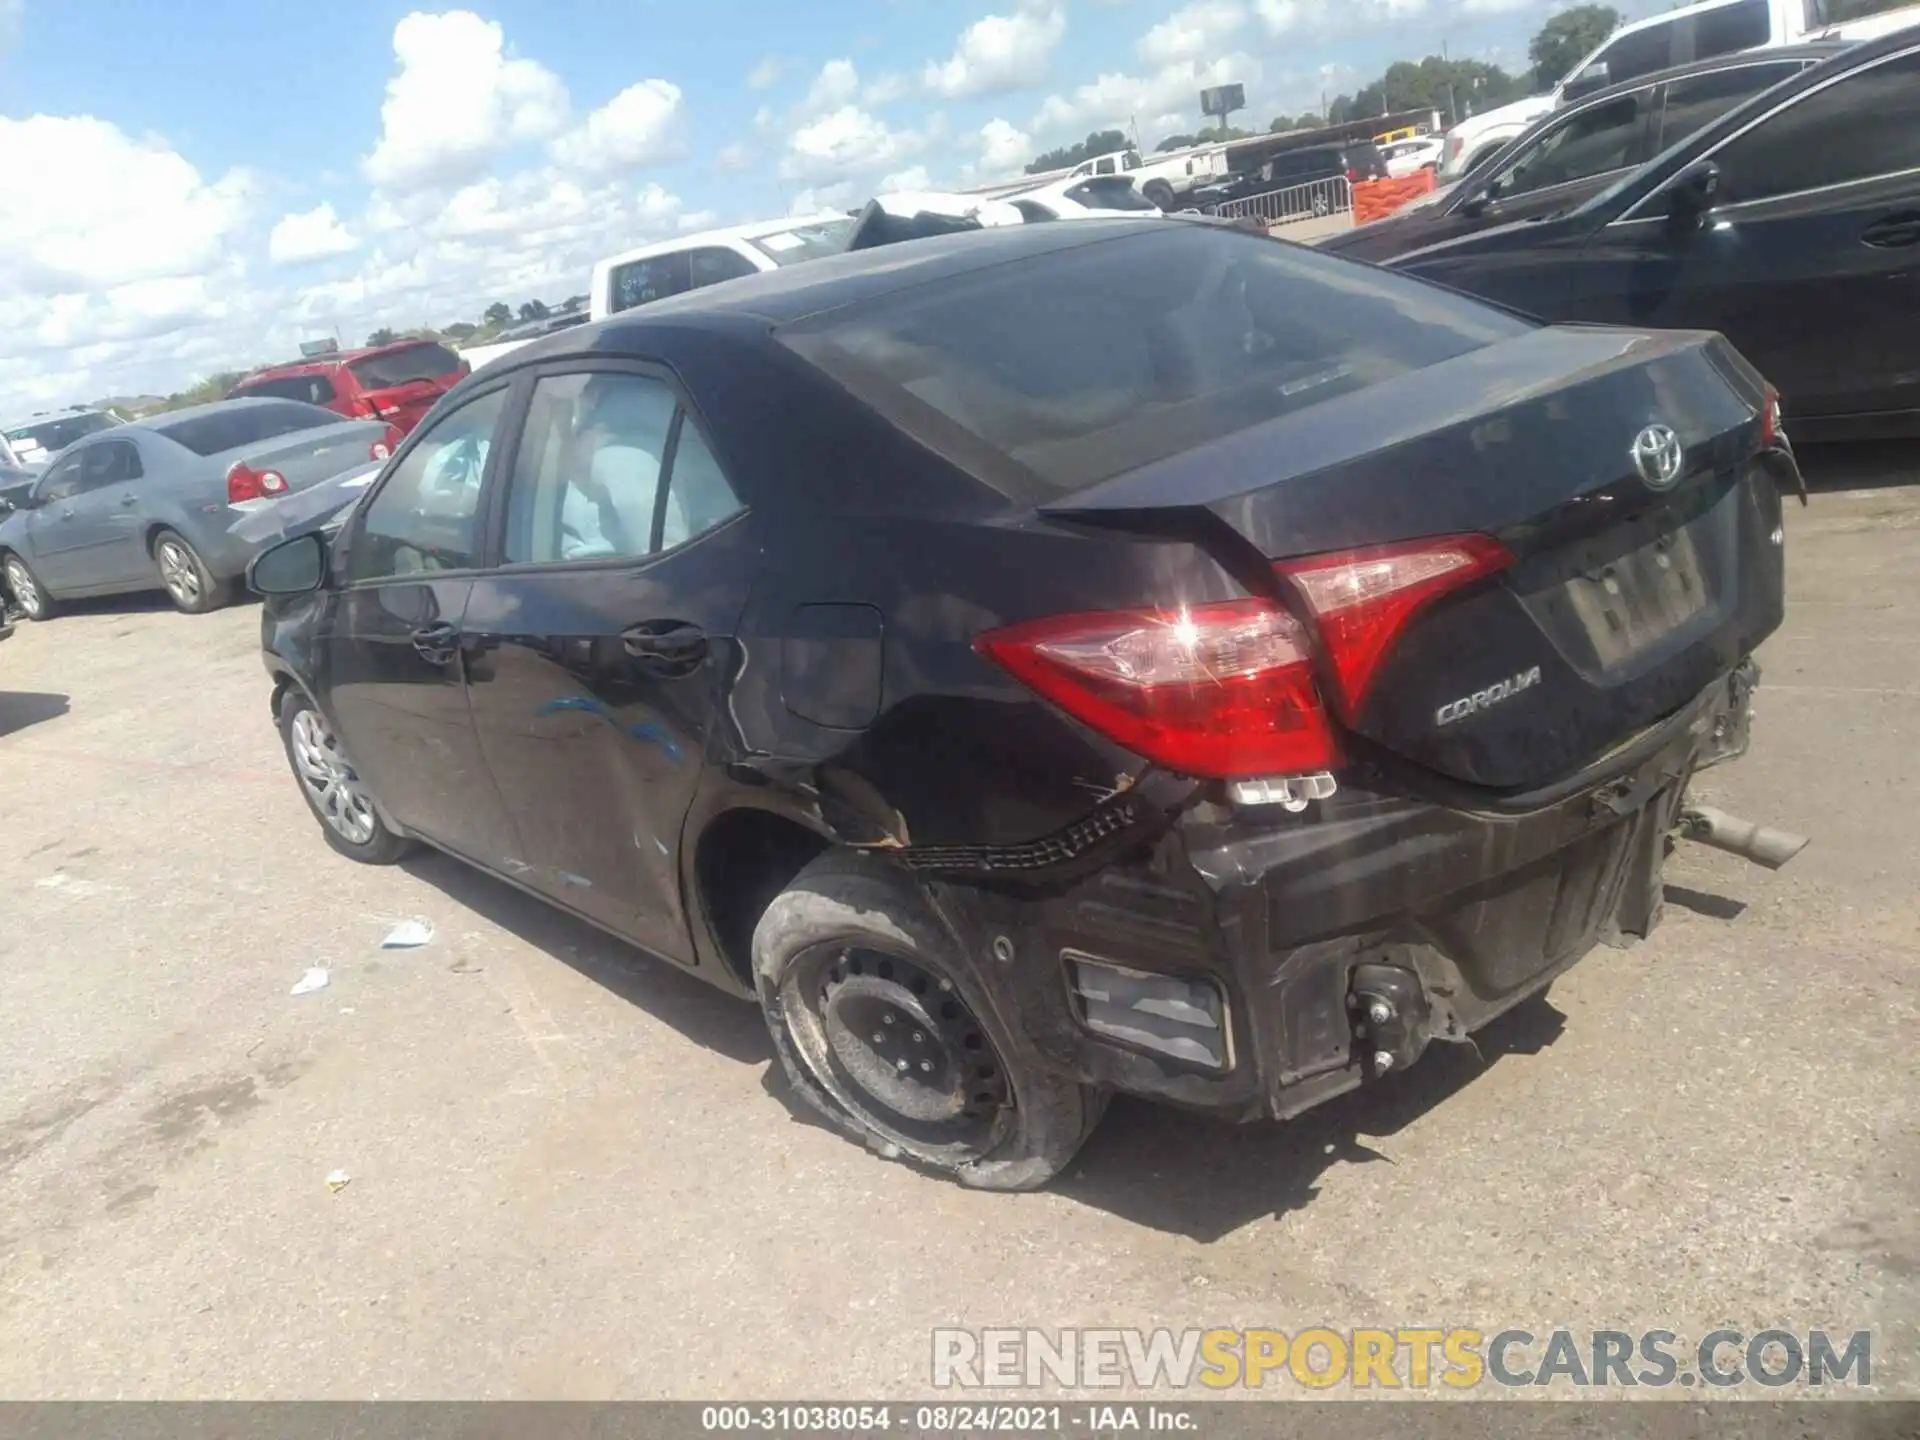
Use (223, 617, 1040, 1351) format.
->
(1439, 0, 1920, 178)
(1067, 146, 1229, 211)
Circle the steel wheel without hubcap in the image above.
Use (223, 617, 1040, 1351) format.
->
(156, 539, 202, 607)
(779, 944, 1014, 1162)
(4, 557, 43, 618)
(289, 708, 378, 845)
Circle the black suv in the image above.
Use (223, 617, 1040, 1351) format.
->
(1191, 140, 1390, 210)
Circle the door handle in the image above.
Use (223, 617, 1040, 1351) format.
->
(622, 620, 708, 671)
(410, 621, 460, 664)
(1861, 213, 1920, 249)
(58, 509, 74, 520)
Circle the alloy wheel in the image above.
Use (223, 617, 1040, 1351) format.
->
(5, 558, 41, 618)
(289, 708, 378, 845)
(156, 540, 202, 606)
(778, 944, 1014, 1161)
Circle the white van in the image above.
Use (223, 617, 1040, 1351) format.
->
(588, 212, 854, 323)
(1439, 0, 1920, 177)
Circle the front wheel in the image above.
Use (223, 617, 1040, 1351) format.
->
(152, 530, 229, 614)
(2, 553, 54, 620)
(278, 689, 414, 864)
(1142, 180, 1176, 212)
(753, 852, 1104, 1190)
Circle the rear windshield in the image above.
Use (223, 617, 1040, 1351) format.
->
(350, 342, 464, 390)
(744, 219, 857, 266)
(4, 411, 117, 455)
(1064, 178, 1159, 212)
(780, 225, 1529, 496)
(152, 401, 338, 457)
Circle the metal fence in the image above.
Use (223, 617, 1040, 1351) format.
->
(1212, 175, 1352, 227)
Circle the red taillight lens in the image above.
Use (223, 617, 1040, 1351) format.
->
(1346, 168, 1358, 182)
(1279, 534, 1510, 715)
(1760, 385, 1782, 447)
(225, 463, 287, 502)
(976, 600, 1336, 778)
(976, 534, 1510, 780)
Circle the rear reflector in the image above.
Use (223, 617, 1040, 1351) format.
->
(976, 533, 1509, 779)
(1279, 534, 1510, 715)
(226, 463, 288, 503)
(1066, 952, 1227, 1069)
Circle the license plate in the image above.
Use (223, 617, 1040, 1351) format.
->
(1560, 524, 1710, 670)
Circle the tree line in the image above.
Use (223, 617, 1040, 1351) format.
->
(1025, 4, 1619, 173)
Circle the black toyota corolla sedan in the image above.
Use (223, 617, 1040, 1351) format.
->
(250, 218, 1805, 1189)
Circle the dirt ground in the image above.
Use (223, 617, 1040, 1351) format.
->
(0, 446, 1914, 1399)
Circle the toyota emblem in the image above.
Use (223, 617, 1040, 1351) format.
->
(1630, 424, 1684, 490)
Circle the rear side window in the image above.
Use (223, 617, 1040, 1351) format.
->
(743, 219, 857, 266)
(1714, 48, 1920, 202)
(1589, 22, 1677, 87)
(688, 246, 761, 288)
(1655, 62, 1802, 150)
(349, 343, 463, 390)
(152, 401, 337, 457)
(235, 373, 338, 406)
(610, 251, 692, 313)
(781, 226, 1529, 497)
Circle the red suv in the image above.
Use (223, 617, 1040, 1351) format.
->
(226, 340, 469, 438)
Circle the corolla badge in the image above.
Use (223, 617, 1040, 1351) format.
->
(1630, 423, 1684, 490)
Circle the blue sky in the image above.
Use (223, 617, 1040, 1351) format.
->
(0, 0, 1606, 408)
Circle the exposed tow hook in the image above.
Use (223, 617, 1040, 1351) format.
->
(1677, 804, 1810, 871)
(1349, 963, 1431, 1078)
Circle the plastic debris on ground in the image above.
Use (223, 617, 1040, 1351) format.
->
(381, 918, 435, 949)
(290, 967, 330, 996)
(325, 1169, 352, 1193)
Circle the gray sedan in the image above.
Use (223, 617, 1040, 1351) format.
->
(0, 398, 389, 619)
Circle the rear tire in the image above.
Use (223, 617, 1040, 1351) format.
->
(277, 688, 415, 864)
(2, 553, 54, 621)
(151, 530, 229, 614)
(1142, 180, 1176, 212)
(753, 851, 1105, 1191)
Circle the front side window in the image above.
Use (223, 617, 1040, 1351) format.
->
(1490, 96, 1644, 199)
(503, 372, 742, 564)
(1655, 62, 1803, 151)
(79, 441, 142, 489)
(36, 454, 84, 504)
(347, 388, 506, 582)
(1688, 0, 1773, 60)
(609, 252, 692, 314)
(1714, 49, 1920, 203)
(1585, 23, 1676, 88)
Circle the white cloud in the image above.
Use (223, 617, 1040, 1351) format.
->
(747, 55, 784, 90)
(806, 58, 862, 112)
(878, 165, 932, 193)
(977, 118, 1034, 174)
(864, 72, 910, 105)
(267, 203, 358, 264)
(1138, 0, 1247, 66)
(716, 141, 754, 172)
(782, 106, 920, 182)
(549, 79, 685, 175)
(677, 208, 720, 231)
(1254, 0, 1425, 35)
(0, 115, 249, 294)
(924, 4, 1067, 99)
(1033, 51, 1259, 139)
(362, 10, 569, 193)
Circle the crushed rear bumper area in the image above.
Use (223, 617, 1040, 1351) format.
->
(943, 663, 1760, 1123)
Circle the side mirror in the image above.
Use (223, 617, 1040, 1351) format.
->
(1664, 159, 1722, 236)
(248, 531, 329, 597)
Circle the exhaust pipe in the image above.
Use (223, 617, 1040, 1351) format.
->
(1678, 805, 1809, 870)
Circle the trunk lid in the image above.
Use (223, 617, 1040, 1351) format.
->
(1044, 326, 1786, 789)
(224, 418, 387, 497)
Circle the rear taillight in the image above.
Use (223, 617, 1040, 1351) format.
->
(976, 534, 1509, 779)
(225, 462, 288, 503)
(1761, 385, 1783, 447)
(1279, 534, 1510, 715)
(976, 601, 1334, 778)
(370, 424, 404, 462)
(1345, 168, 1358, 183)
